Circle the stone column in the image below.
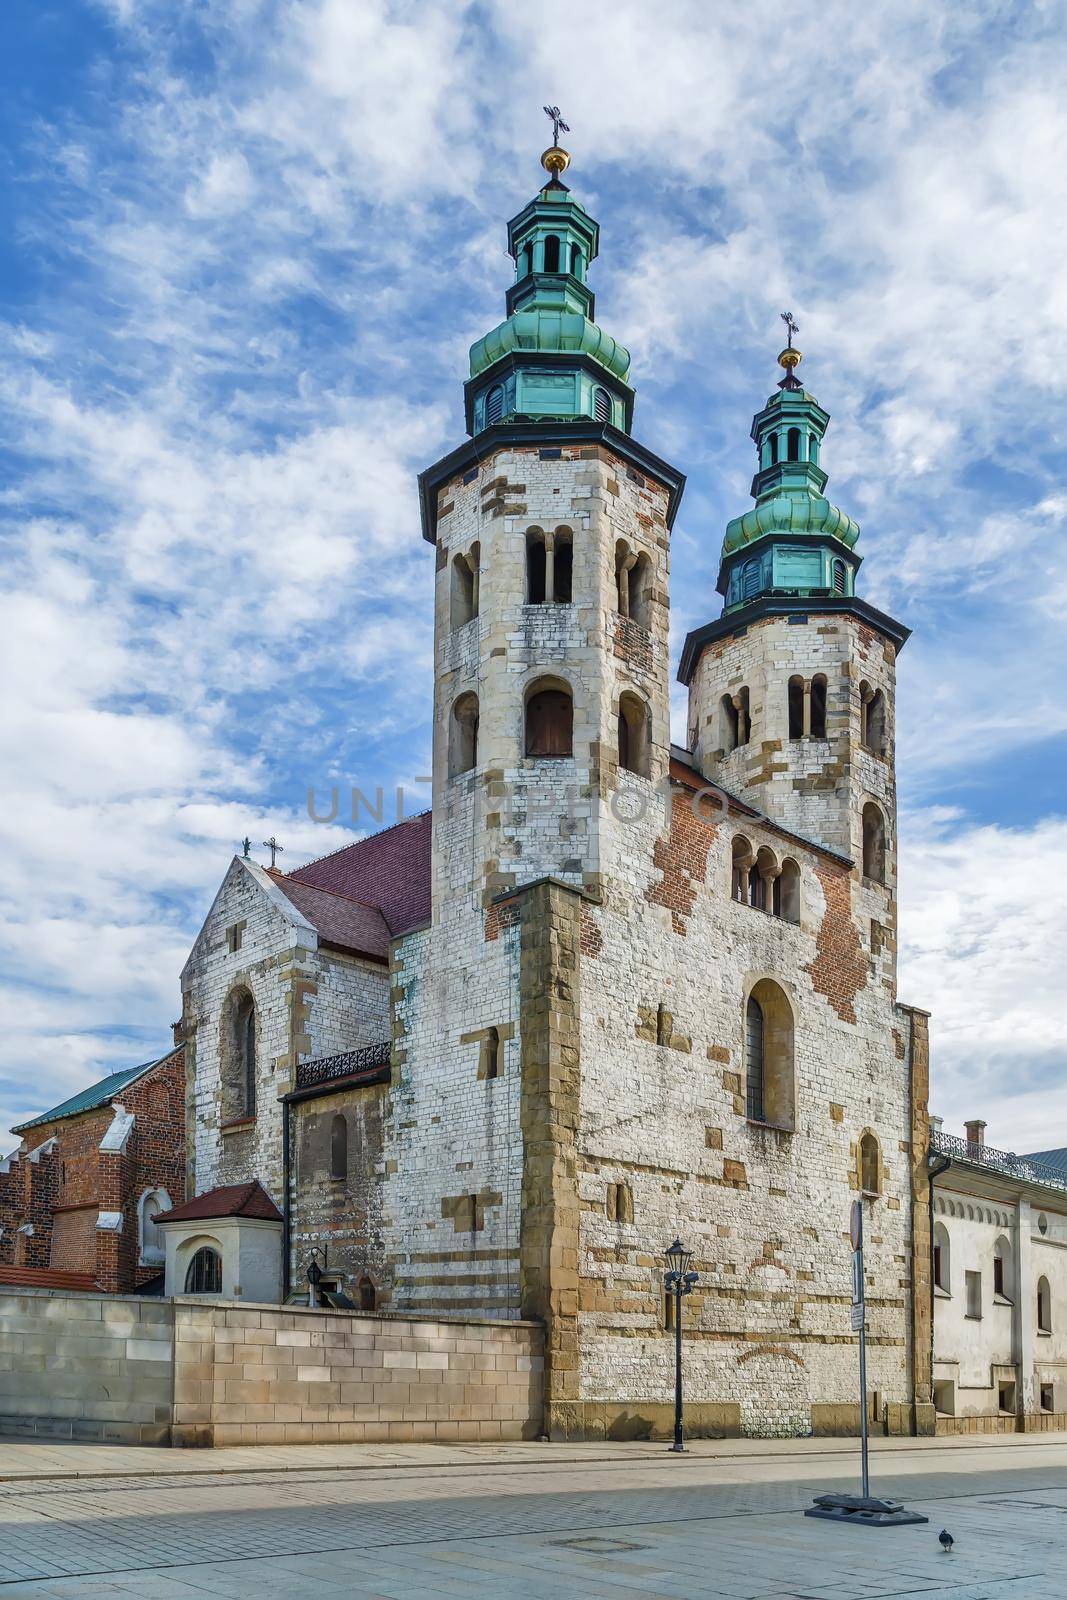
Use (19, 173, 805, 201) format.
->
(802, 679, 812, 737)
(544, 531, 556, 604)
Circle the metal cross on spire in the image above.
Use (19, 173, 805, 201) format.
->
(543, 104, 570, 146)
(262, 836, 284, 869)
(780, 310, 800, 349)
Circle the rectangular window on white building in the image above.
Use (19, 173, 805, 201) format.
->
(965, 1270, 982, 1319)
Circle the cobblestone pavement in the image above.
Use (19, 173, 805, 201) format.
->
(0, 1438, 1065, 1597)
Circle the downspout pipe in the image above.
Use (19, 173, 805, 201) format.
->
(282, 1096, 291, 1301)
(927, 1152, 951, 1397)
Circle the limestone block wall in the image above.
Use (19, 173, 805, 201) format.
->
(0, 1289, 544, 1447)
(571, 779, 918, 1438)
(0, 1289, 174, 1444)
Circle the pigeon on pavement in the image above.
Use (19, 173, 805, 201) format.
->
(939, 1529, 954, 1553)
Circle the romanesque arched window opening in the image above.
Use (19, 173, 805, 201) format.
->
(787, 427, 801, 461)
(788, 676, 804, 741)
(485, 385, 503, 426)
(721, 694, 739, 754)
(993, 1236, 1012, 1300)
(525, 681, 573, 758)
(553, 531, 573, 602)
(862, 802, 886, 883)
(618, 692, 651, 779)
(527, 531, 547, 603)
(1038, 1276, 1053, 1333)
(779, 859, 801, 924)
(933, 1220, 951, 1293)
(544, 234, 560, 272)
(450, 551, 477, 629)
(859, 1131, 881, 1196)
(745, 979, 795, 1130)
(628, 553, 652, 630)
(745, 995, 765, 1122)
(810, 674, 827, 739)
(138, 1188, 170, 1266)
(607, 1181, 634, 1223)
(862, 685, 886, 757)
(615, 540, 633, 615)
(731, 836, 753, 903)
(358, 1276, 376, 1311)
(185, 1245, 222, 1295)
(594, 385, 611, 424)
(223, 991, 257, 1122)
(448, 692, 479, 778)
(480, 1027, 503, 1080)
(330, 1114, 348, 1181)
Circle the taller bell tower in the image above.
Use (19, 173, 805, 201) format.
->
(418, 137, 685, 923)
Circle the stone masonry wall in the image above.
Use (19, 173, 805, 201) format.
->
(0, 1288, 544, 1447)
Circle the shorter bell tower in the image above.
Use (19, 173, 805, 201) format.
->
(679, 329, 909, 938)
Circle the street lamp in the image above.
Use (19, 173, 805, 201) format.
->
(663, 1237, 699, 1452)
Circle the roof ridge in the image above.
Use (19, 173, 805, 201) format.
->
(285, 809, 431, 877)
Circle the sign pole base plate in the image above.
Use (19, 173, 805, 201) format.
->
(805, 1493, 928, 1529)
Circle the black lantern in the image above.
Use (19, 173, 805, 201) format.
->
(662, 1237, 699, 1453)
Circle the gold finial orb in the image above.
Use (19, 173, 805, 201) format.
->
(541, 145, 571, 177)
(778, 346, 802, 372)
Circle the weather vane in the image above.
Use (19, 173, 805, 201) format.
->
(543, 104, 570, 146)
(780, 310, 799, 349)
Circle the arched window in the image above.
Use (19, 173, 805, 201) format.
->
(521, 242, 532, 277)
(832, 558, 847, 596)
(745, 995, 764, 1122)
(628, 553, 652, 630)
(593, 386, 611, 424)
(720, 693, 739, 755)
(543, 234, 560, 272)
(862, 687, 886, 757)
(358, 1276, 376, 1311)
(480, 1026, 503, 1080)
(992, 1236, 1012, 1300)
(448, 692, 479, 778)
(224, 991, 257, 1121)
(330, 1114, 348, 1181)
(1038, 1276, 1053, 1333)
(450, 552, 476, 629)
(570, 242, 582, 277)
(614, 540, 633, 615)
(731, 837, 753, 903)
(810, 674, 827, 738)
(756, 845, 778, 916)
(933, 1220, 951, 1293)
(526, 529, 547, 604)
(862, 802, 887, 884)
(788, 675, 804, 740)
(525, 680, 573, 758)
(769, 433, 779, 465)
(485, 385, 503, 426)
(138, 1188, 171, 1265)
(742, 558, 761, 602)
(859, 1131, 881, 1197)
(618, 693, 651, 778)
(184, 1245, 222, 1295)
(787, 427, 801, 461)
(779, 859, 801, 924)
(553, 529, 573, 603)
(745, 980, 795, 1130)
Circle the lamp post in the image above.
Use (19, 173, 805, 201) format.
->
(663, 1237, 699, 1452)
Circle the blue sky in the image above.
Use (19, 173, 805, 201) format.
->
(1, 0, 1065, 1152)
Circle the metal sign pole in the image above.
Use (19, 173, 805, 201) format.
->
(804, 1197, 928, 1528)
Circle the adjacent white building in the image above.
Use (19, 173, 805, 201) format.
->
(931, 1118, 1067, 1432)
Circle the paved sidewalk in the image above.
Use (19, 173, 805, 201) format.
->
(1, 1434, 1066, 1595)
(2, 1428, 1064, 1481)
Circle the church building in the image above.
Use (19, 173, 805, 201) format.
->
(174, 136, 934, 1439)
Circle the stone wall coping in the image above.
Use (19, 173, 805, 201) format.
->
(491, 874, 601, 908)
(0, 1286, 542, 1333)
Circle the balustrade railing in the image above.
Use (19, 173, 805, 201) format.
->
(295, 1040, 391, 1093)
(930, 1128, 1067, 1193)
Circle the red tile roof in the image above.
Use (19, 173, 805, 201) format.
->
(269, 875, 391, 963)
(0, 1266, 98, 1291)
(286, 811, 431, 937)
(155, 1180, 282, 1225)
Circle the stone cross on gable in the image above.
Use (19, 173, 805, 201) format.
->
(262, 836, 284, 869)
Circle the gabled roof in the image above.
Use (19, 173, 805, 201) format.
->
(154, 1180, 282, 1225)
(11, 1050, 178, 1136)
(0, 1266, 98, 1292)
(268, 875, 391, 964)
(286, 810, 431, 938)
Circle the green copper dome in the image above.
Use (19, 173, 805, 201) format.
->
(464, 152, 635, 437)
(718, 348, 862, 612)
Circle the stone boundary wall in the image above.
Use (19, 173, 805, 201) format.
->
(0, 1289, 544, 1446)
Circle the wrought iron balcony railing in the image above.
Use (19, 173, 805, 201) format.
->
(295, 1039, 391, 1094)
(930, 1128, 1067, 1194)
